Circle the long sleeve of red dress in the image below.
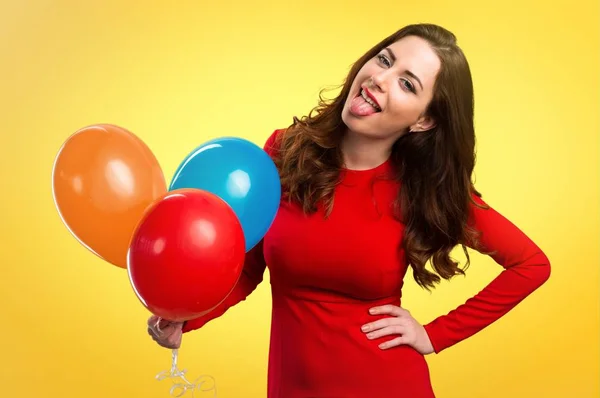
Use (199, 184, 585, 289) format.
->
(181, 238, 267, 333)
(423, 194, 551, 353)
(180, 132, 281, 333)
(181, 130, 283, 334)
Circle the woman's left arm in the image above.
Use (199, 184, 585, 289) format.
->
(421, 193, 551, 353)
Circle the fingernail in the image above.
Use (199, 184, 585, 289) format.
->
(369, 308, 376, 314)
(361, 325, 369, 332)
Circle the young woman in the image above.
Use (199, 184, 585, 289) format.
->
(147, 23, 551, 397)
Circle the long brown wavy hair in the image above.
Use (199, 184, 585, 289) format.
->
(272, 23, 488, 290)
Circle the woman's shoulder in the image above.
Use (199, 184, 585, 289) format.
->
(263, 128, 287, 157)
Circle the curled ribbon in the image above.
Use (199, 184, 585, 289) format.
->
(156, 349, 217, 397)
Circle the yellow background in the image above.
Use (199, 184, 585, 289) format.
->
(1, 0, 598, 397)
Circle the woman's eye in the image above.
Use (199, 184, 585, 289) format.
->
(401, 78, 415, 93)
(377, 54, 391, 67)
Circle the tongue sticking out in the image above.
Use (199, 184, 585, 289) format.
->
(350, 95, 378, 116)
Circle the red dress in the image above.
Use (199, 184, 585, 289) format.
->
(183, 129, 551, 397)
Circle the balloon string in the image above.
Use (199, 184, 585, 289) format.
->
(155, 349, 217, 397)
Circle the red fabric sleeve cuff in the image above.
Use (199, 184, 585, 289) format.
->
(423, 320, 451, 354)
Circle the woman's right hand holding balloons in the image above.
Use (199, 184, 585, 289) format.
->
(147, 315, 184, 349)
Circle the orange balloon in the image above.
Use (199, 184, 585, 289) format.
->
(52, 124, 167, 269)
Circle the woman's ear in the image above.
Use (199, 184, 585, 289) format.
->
(409, 115, 436, 133)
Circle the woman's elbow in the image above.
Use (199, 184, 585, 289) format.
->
(533, 252, 552, 287)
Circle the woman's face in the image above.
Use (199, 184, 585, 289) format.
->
(341, 35, 441, 140)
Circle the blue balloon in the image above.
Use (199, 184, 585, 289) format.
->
(169, 137, 281, 252)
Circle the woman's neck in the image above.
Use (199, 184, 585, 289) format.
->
(340, 129, 394, 170)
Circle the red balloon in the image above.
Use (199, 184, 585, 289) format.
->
(127, 188, 246, 322)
